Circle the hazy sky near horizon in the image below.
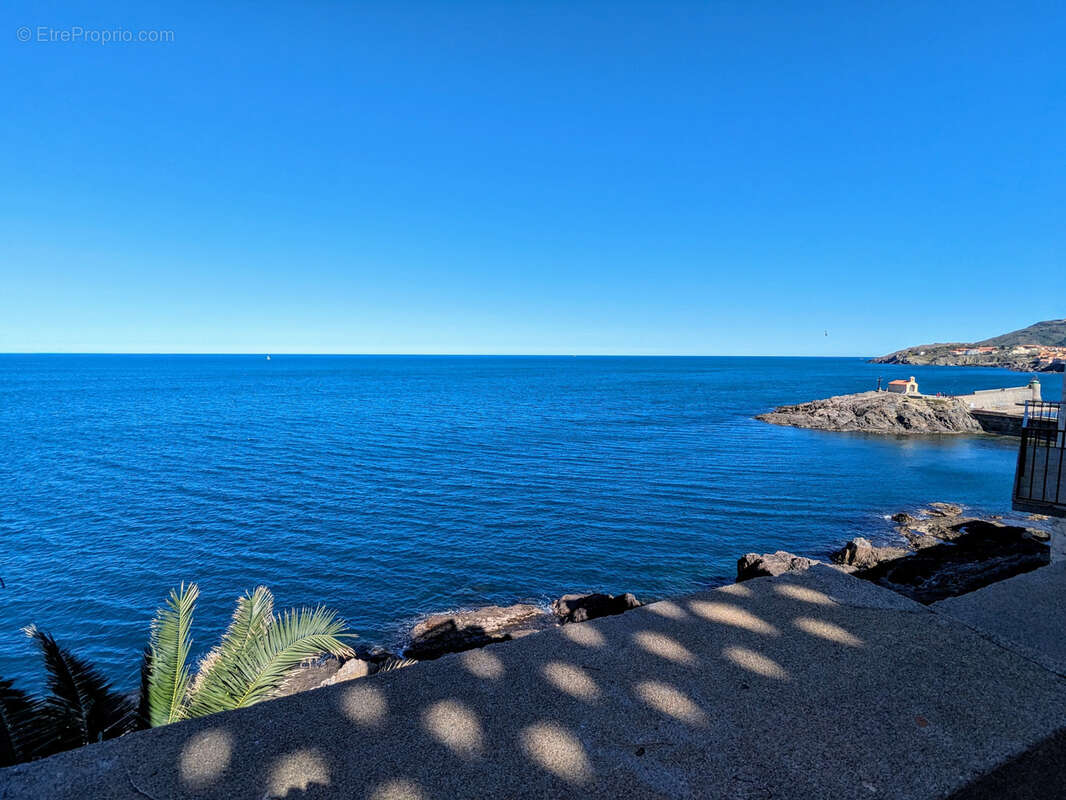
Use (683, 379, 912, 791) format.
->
(2, 1, 1063, 355)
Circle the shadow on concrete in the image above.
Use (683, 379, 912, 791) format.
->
(7, 567, 1066, 799)
(945, 726, 1066, 800)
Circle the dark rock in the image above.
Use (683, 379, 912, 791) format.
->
(552, 592, 642, 624)
(900, 530, 941, 550)
(352, 644, 401, 665)
(736, 551, 818, 582)
(404, 603, 551, 660)
(893, 503, 978, 544)
(832, 537, 910, 569)
(854, 521, 1050, 604)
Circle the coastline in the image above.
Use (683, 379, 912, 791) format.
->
(280, 502, 1053, 698)
(9, 509, 1064, 800)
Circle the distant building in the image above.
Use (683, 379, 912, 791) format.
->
(887, 376, 919, 396)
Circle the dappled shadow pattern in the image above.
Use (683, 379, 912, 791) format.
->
(7, 567, 1066, 799)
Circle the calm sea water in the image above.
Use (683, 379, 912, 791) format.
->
(1, 356, 1060, 689)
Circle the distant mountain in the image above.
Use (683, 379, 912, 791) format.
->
(976, 319, 1066, 348)
(872, 319, 1066, 372)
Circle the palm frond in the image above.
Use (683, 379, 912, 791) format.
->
(146, 583, 198, 727)
(188, 606, 352, 716)
(0, 678, 38, 767)
(187, 586, 274, 717)
(135, 646, 152, 730)
(372, 657, 417, 675)
(24, 626, 137, 756)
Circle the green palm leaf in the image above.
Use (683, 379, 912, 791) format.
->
(188, 605, 352, 716)
(0, 677, 38, 767)
(187, 586, 274, 717)
(146, 583, 198, 727)
(24, 626, 137, 755)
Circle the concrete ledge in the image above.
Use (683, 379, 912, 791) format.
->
(4, 569, 1066, 800)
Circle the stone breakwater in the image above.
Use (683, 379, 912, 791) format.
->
(756, 390, 983, 434)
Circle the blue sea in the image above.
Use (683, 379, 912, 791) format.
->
(1, 356, 1060, 689)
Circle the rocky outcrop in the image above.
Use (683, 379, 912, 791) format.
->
(281, 656, 371, 696)
(855, 520, 1050, 604)
(552, 592, 641, 623)
(846, 503, 1053, 603)
(757, 392, 983, 435)
(737, 503, 1052, 603)
(736, 551, 819, 582)
(832, 537, 909, 570)
(318, 658, 370, 686)
(404, 603, 552, 660)
(926, 502, 964, 518)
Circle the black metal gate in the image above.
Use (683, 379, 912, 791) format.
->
(1013, 401, 1065, 517)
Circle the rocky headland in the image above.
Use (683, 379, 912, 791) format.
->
(756, 390, 983, 434)
(870, 318, 1066, 372)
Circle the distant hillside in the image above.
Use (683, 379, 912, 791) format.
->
(872, 319, 1066, 372)
(977, 319, 1066, 348)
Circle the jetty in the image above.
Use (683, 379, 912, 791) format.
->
(758, 377, 1046, 436)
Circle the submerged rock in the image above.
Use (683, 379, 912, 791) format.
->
(756, 391, 982, 435)
(832, 537, 909, 570)
(926, 502, 964, 518)
(552, 592, 642, 624)
(404, 603, 551, 660)
(736, 551, 818, 582)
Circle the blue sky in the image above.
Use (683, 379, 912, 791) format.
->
(2, 1, 1062, 355)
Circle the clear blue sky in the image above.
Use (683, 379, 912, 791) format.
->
(2, 1, 1062, 355)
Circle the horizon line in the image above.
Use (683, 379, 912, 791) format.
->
(0, 352, 879, 358)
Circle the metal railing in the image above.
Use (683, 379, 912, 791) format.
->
(1013, 401, 1066, 516)
(1022, 399, 1061, 425)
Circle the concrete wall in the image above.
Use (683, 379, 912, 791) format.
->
(971, 410, 1025, 436)
(955, 385, 1039, 412)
